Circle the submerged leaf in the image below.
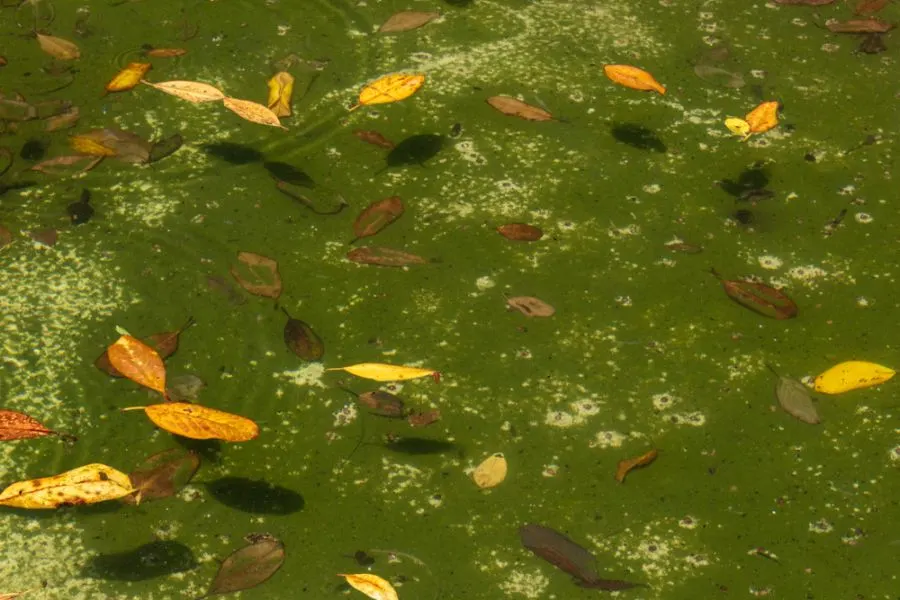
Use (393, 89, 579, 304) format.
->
(353, 129, 396, 150)
(346, 246, 428, 267)
(145, 47, 189, 58)
(339, 573, 398, 600)
(767, 366, 820, 424)
(351, 73, 425, 111)
(497, 223, 543, 241)
(107, 334, 167, 395)
(351, 196, 404, 244)
(145, 316, 196, 359)
(379, 11, 440, 33)
(123, 448, 200, 505)
(0, 463, 133, 509)
(357, 390, 405, 418)
(204, 535, 285, 597)
(230, 251, 282, 299)
(826, 18, 894, 32)
(36, 33, 80, 60)
(486, 96, 554, 121)
(615, 449, 658, 483)
(710, 269, 797, 319)
(123, 403, 260, 442)
(282, 308, 324, 361)
(507, 296, 555, 317)
(149, 133, 184, 163)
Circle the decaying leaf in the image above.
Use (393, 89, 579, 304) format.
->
(353, 129, 396, 150)
(166, 374, 207, 403)
(327, 363, 438, 382)
(379, 10, 440, 33)
(69, 134, 117, 157)
(36, 33, 80, 60)
(339, 573, 399, 600)
(497, 223, 543, 241)
(767, 365, 820, 424)
(346, 246, 428, 267)
(357, 390, 406, 418)
(709, 269, 797, 319)
(486, 96, 554, 121)
(28, 228, 57, 247)
(473, 452, 507, 489)
(350, 73, 425, 111)
(223, 97, 287, 129)
(813, 360, 895, 394)
(825, 18, 895, 32)
(0, 409, 72, 442)
(70, 128, 152, 163)
(615, 449, 658, 483)
(123, 448, 200, 505)
(407, 409, 441, 427)
(855, 0, 888, 15)
(506, 296, 555, 317)
(603, 64, 666, 94)
(29, 154, 100, 175)
(744, 101, 779, 135)
(45, 106, 80, 131)
(141, 80, 226, 103)
(282, 308, 324, 361)
(230, 251, 282, 299)
(107, 334, 167, 395)
(149, 133, 184, 163)
(122, 402, 260, 442)
(145, 47, 188, 58)
(351, 196, 404, 244)
(0, 463, 134, 509)
(203, 535, 285, 598)
(266, 72, 294, 117)
(105, 62, 152, 94)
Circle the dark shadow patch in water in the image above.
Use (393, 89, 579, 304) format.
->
(610, 123, 666, 153)
(384, 436, 459, 455)
(385, 134, 444, 169)
(717, 163, 769, 197)
(201, 142, 264, 165)
(20, 138, 50, 161)
(443, 0, 474, 5)
(83, 540, 198, 581)
(174, 436, 223, 465)
(263, 161, 315, 188)
(206, 476, 305, 514)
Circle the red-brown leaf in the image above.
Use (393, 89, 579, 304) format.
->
(826, 18, 894, 32)
(497, 223, 543, 241)
(346, 246, 428, 267)
(350, 196, 404, 244)
(0, 409, 63, 441)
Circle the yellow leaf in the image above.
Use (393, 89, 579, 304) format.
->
(351, 73, 425, 111)
(36, 33, 80, 60)
(326, 362, 438, 382)
(123, 403, 260, 442)
(0, 463, 133, 509)
(603, 64, 666, 95)
(724, 117, 751, 140)
(141, 79, 226, 103)
(473, 453, 507, 489)
(222, 97, 287, 129)
(107, 335, 167, 396)
(814, 361, 895, 394)
(105, 62, 152, 94)
(338, 573, 399, 600)
(744, 100, 780, 134)
(267, 71, 295, 117)
(69, 134, 117, 157)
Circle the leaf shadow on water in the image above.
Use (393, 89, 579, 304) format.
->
(173, 436, 223, 465)
(205, 476, 305, 514)
(443, 0, 474, 5)
(383, 436, 460, 455)
(82, 540, 198, 581)
(717, 163, 770, 197)
(263, 161, 315, 188)
(201, 142, 265, 165)
(381, 134, 445, 172)
(610, 123, 666, 153)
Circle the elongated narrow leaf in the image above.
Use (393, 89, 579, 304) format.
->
(814, 360, 895, 394)
(346, 246, 428, 267)
(0, 409, 68, 441)
(205, 535, 285, 597)
(497, 223, 543, 241)
(105, 62, 152, 94)
(36, 33, 80, 60)
(351, 196, 404, 244)
(339, 573, 398, 600)
(123, 403, 259, 442)
(327, 362, 438, 382)
(603, 64, 666, 94)
(0, 463, 133, 509)
(107, 335, 167, 395)
(710, 269, 797, 319)
(223, 97, 287, 129)
(487, 96, 554, 121)
(141, 80, 226, 103)
(615, 449, 658, 482)
(379, 11, 440, 33)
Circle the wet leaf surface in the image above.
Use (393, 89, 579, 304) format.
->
(0, 409, 71, 442)
(203, 535, 285, 597)
(66, 188, 94, 225)
(123, 448, 200, 504)
(350, 196, 404, 244)
(615, 449, 659, 482)
(282, 308, 325, 361)
(767, 365, 820, 424)
(497, 223, 543, 241)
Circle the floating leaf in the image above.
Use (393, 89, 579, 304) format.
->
(709, 269, 797, 319)
(69, 134, 116, 157)
(266, 72, 294, 117)
(70, 128, 152, 163)
(473, 452, 507, 489)
(357, 390, 406, 418)
(814, 361, 895, 394)
(350, 73, 425, 111)
(141, 80, 226, 103)
(744, 101, 779, 135)
(351, 196, 404, 244)
(379, 10, 440, 33)
(407, 409, 441, 427)
(123, 448, 200, 505)
(122, 403, 260, 442)
(664, 240, 703, 254)
(145, 47, 188, 58)
(45, 106, 80, 131)
(855, 0, 888, 15)
(497, 223, 543, 241)
(0, 409, 70, 442)
(282, 308, 324, 361)
(327, 363, 438, 382)
(353, 129, 396, 150)
(724, 117, 751, 140)
(204, 535, 285, 598)
(603, 64, 666, 95)
(230, 251, 282, 299)
(145, 316, 196, 359)
(0, 463, 133, 509)
(615, 449, 658, 483)
(486, 96, 554, 121)
(107, 334, 167, 395)
(105, 62, 152, 94)
(507, 296, 555, 317)
(346, 246, 428, 267)
(825, 18, 894, 32)
(36, 33, 80, 60)
(339, 573, 398, 600)
(223, 97, 287, 129)
(774, 0, 834, 4)
(767, 365, 820, 424)
(29, 154, 101, 174)
(149, 133, 184, 163)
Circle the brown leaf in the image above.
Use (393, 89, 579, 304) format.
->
(36, 33, 80, 60)
(774, 0, 834, 4)
(507, 296, 555, 317)
(615, 449, 658, 483)
(497, 223, 543, 241)
(379, 10, 440, 33)
(204, 535, 285, 597)
(351, 196, 404, 244)
(486, 96, 554, 121)
(145, 317, 196, 359)
(28, 228, 57, 247)
(346, 246, 428, 267)
(826, 18, 895, 32)
(0, 409, 71, 442)
(145, 47, 188, 58)
(29, 154, 101, 175)
(71, 128, 152, 164)
(710, 269, 797, 319)
(45, 106, 80, 131)
(222, 97, 287, 130)
(282, 308, 324, 361)
(357, 390, 405, 418)
(352, 129, 396, 150)
(407, 409, 440, 427)
(0, 224, 13, 249)
(855, 0, 888, 14)
(123, 448, 200, 505)
(230, 252, 282, 299)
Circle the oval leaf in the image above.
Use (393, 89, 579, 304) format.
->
(223, 96, 287, 129)
(141, 79, 226, 103)
(123, 448, 200, 505)
(339, 573, 398, 600)
(603, 64, 666, 95)
(497, 223, 543, 241)
(486, 96, 554, 121)
(106, 62, 152, 94)
(352, 73, 425, 111)
(473, 453, 507, 489)
(107, 335, 167, 395)
(282, 309, 324, 361)
(774, 376, 820, 424)
(814, 361, 895, 394)
(326, 363, 437, 382)
(230, 251, 282, 299)
(124, 403, 260, 442)
(351, 196, 404, 244)
(0, 463, 133, 509)
(710, 269, 797, 319)
(36, 33, 80, 60)
(507, 296, 555, 317)
(206, 535, 285, 597)
(379, 11, 440, 33)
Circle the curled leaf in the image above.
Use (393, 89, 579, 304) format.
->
(615, 449, 658, 483)
(145, 47, 188, 58)
(223, 97, 287, 129)
(326, 363, 438, 382)
(141, 79, 226, 103)
(603, 64, 666, 94)
(486, 96, 554, 121)
(107, 334, 167, 395)
(0, 463, 133, 509)
(230, 251, 282, 299)
(105, 62, 152, 94)
(339, 573, 398, 600)
(123, 403, 260, 442)
(205, 535, 285, 597)
(825, 18, 894, 32)
(813, 361, 895, 394)
(266, 72, 295, 117)
(350, 73, 425, 111)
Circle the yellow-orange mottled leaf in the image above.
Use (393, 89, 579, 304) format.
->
(326, 362, 437, 382)
(124, 403, 260, 442)
(105, 62, 152, 93)
(351, 73, 425, 111)
(266, 72, 295, 117)
(744, 101, 780, 134)
(107, 335, 167, 395)
(0, 463, 133, 509)
(36, 33, 80, 60)
(813, 361, 895, 394)
(223, 97, 287, 129)
(338, 573, 399, 600)
(141, 79, 226, 103)
(603, 64, 666, 95)
(69, 134, 117, 157)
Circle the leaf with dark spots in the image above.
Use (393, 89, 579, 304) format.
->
(350, 196, 404, 244)
(205, 477, 304, 514)
(384, 133, 444, 168)
(263, 161, 315, 187)
(83, 540, 197, 581)
(357, 390, 406, 418)
(202, 535, 284, 598)
(201, 142, 264, 165)
(123, 448, 200, 504)
(282, 308, 324, 361)
(384, 436, 458, 455)
(610, 123, 666, 152)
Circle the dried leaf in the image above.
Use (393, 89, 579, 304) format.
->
(507, 296, 555, 317)
(744, 101, 779, 134)
(0, 590, 31, 600)
(36, 33, 80, 60)
(266, 72, 294, 117)
(29, 154, 99, 175)
(122, 403, 260, 442)
(205, 535, 285, 597)
(351, 196, 404, 244)
(105, 62, 152, 94)
(327, 363, 438, 382)
(107, 334, 167, 395)
(0, 463, 134, 509)
(603, 64, 666, 95)
(615, 449, 658, 483)
(855, 0, 888, 15)
(486, 96, 554, 121)
(473, 453, 507, 488)
(814, 361, 895, 394)
(350, 73, 425, 111)
(145, 47, 188, 58)
(357, 390, 405, 418)
(282, 308, 324, 361)
(346, 246, 428, 267)
(379, 10, 440, 33)
(353, 129, 396, 150)
(141, 79, 226, 103)
(767, 366, 820, 424)
(0, 409, 69, 441)
(145, 316, 196, 359)
(230, 251, 282, 299)
(826, 17, 894, 32)
(223, 97, 287, 129)
(339, 573, 398, 600)
(497, 223, 543, 241)
(407, 409, 441, 427)
(123, 448, 200, 505)
(709, 269, 797, 319)
(45, 106, 80, 131)
(28, 228, 57, 247)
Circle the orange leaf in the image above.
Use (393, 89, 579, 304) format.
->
(222, 97, 287, 130)
(0, 409, 70, 442)
(603, 64, 666, 95)
(123, 403, 259, 442)
(744, 101, 780, 134)
(615, 449, 658, 483)
(107, 335, 167, 396)
(105, 62, 152, 94)
(338, 573, 399, 600)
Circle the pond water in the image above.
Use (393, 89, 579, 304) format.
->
(1, 0, 898, 598)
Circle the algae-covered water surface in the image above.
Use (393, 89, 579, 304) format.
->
(1, 0, 899, 598)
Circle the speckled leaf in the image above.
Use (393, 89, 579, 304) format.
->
(36, 33, 80, 60)
(204, 535, 285, 597)
(0, 463, 134, 509)
(497, 223, 544, 241)
(0, 409, 67, 441)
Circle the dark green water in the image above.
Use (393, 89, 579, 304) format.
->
(1, 0, 898, 598)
